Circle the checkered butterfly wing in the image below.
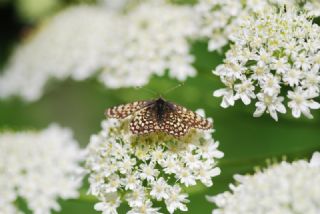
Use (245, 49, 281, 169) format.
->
(173, 104, 212, 130)
(130, 104, 190, 137)
(105, 101, 149, 119)
(106, 99, 211, 137)
(160, 109, 190, 137)
(130, 105, 162, 134)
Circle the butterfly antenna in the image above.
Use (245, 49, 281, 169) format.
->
(163, 83, 184, 95)
(134, 86, 159, 97)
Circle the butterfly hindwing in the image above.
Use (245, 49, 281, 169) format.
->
(173, 104, 212, 130)
(130, 106, 161, 135)
(161, 110, 190, 137)
(106, 101, 149, 119)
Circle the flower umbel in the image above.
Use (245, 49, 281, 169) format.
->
(86, 110, 223, 213)
(0, 124, 84, 214)
(195, 0, 320, 51)
(207, 152, 320, 214)
(213, 7, 320, 120)
(0, 1, 198, 102)
(99, 0, 198, 88)
(0, 6, 119, 101)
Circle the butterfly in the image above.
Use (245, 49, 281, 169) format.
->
(105, 97, 212, 137)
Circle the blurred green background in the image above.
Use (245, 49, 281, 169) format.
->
(0, 1, 319, 213)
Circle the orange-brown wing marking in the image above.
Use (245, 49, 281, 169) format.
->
(105, 101, 149, 119)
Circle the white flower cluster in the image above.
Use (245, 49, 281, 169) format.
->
(207, 152, 320, 214)
(213, 7, 320, 121)
(195, 0, 320, 51)
(99, 0, 198, 88)
(0, 1, 198, 101)
(86, 111, 223, 214)
(0, 124, 84, 214)
(0, 6, 118, 101)
(195, 0, 242, 51)
(305, 0, 320, 17)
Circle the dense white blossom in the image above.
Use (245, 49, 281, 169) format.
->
(0, 124, 84, 214)
(196, 0, 320, 51)
(86, 110, 223, 214)
(305, 0, 320, 17)
(99, 0, 198, 88)
(0, 1, 198, 101)
(213, 7, 320, 120)
(207, 152, 320, 214)
(0, 6, 118, 101)
(195, 0, 242, 51)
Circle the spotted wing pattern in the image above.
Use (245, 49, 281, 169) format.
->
(130, 106, 161, 134)
(173, 104, 212, 130)
(105, 101, 149, 119)
(160, 110, 190, 137)
(106, 99, 212, 137)
(130, 107, 190, 137)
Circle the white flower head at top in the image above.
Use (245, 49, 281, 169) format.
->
(213, 6, 320, 121)
(0, 124, 84, 214)
(86, 110, 223, 214)
(99, 0, 198, 88)
(0, 1, 198, 102)
(195, 0, 242, 51)
(207, 152, 320, 214)
(195, 0, 320, 51)
(0, 6, 119, 101)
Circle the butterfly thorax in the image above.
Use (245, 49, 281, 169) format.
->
(153, 98, 174, 123)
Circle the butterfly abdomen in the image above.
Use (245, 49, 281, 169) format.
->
(154, 98, 167, 122)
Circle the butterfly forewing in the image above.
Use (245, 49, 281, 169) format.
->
(105, 101, 149, 119)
